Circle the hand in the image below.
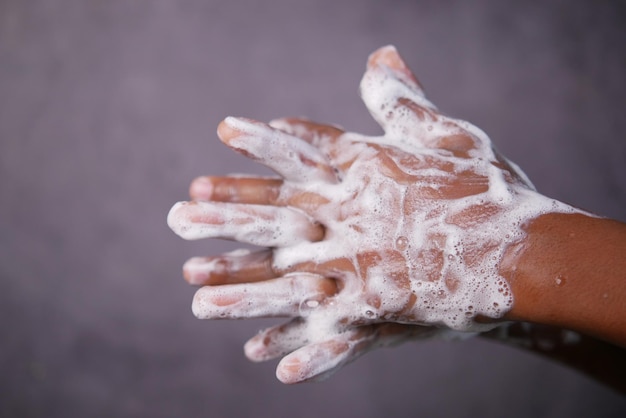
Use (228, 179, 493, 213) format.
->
(168, 46, 570, 383)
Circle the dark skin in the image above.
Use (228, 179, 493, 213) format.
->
(492, 213, 626, 394)
(502, 213, 626, 347)
(169, 46, 625, 388)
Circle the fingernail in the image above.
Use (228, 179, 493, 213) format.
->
(222, 116, 256, 132)
(218, 117, 266, 147)
(189, 176, 213, 200)
(183, 257, 211, 285)
(217, 117, 243, 142)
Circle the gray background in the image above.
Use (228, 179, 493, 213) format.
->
(1, 0, 625, 417)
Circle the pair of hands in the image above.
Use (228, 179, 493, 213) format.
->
(168, 46, 539, 383)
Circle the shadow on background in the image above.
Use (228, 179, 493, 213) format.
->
(1, 1, 625, 417)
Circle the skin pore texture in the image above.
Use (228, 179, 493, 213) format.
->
(167, 46, 624, 385)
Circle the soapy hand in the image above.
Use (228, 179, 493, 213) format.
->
(168, 46, 568, 383)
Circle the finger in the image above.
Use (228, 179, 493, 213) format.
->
(269, 117, 356, 175)
(167, 201, 324, 247)
(361, 47, 485, 153)
(275, 327, 373, 384)
(183, 248, 275, 286)
(368, 45, 425, 94)
(191, 274, 337, 319)
(218, 117, 338, 184)
(189, 175, 331, 211)
(268, 117, 344, 148)
(189, 176, 283, 204)
(243, 320, 425, 363)
(360, 46, 441, 144)
(274, 323, 435, 384)
(244, 318, 309, 362)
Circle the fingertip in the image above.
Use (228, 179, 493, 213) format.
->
(276, 351, 340, 384)
(243, 335, 266, 363)
(367, 45, 405, 68)
(367, 45, 420, 89)
(182, 256, 212, 285)
(217, 116, 248, 144)
(189, 176, 214, 200)
(191, 286, 241, 319)
(191, 287, 208, 319)
(217, 118, 236, 143)
(167, 201, 191, 238)
(276, 356, 304, 384)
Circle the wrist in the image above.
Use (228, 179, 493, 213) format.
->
(500, 212, 626, 346)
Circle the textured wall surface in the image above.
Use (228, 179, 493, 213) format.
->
(1, 1, 625, 417)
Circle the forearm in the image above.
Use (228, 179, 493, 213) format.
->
(501, 212, 626, 347)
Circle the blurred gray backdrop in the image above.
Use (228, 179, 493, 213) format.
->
(1, 0, 625, 417)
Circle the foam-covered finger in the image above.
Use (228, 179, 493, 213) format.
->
(192, 274, 337, 319)
(167, 201, 324, 247)
(244, 318, 309, 362)
(269, 118, 344, 148)
(268, 118, 353, 175)
(218, 117, 338, 184)
(368, 45, 424, 93)
(183, 249, 274, 286)
(275, 328, 374, 384)
(189, 176, 283, 204)
(274, 323, 437, 384)
(360, 46, 439, 141)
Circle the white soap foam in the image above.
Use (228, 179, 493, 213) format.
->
(176, 47, 588, 347)
(168, 201, 320, 247)
(264, 56, 583, 335)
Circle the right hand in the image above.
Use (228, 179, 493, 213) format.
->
(168, 46, 573, 383)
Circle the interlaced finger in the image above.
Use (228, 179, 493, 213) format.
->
(244, 318, 309, 362)
(218, 117, 338, 184)
(190, 176, 283, 204)
(183, 249, 275, 286)
(269, 117, 344, 148)
(274, 326, 378, 384)
(167, 201, 324, 247)
(192, 274, 337, 319)
(274, 323, 438, 383)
